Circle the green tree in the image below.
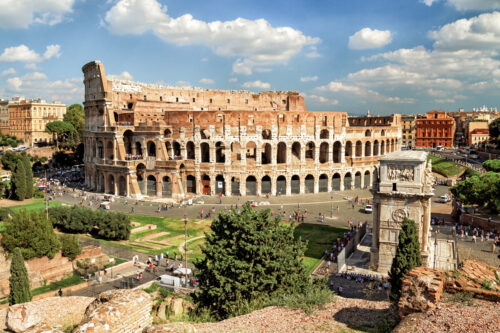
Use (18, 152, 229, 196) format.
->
(1, 210, 61, 260)
(10, 161, 26, 200)
(451, 172, 500, 213)
(483, 159, 500, 173)
(45, 121, 77, 150)
(389, 217, 422, 302)
(1, 151, 20, 171)
(60, 234, 82, 260)
(64, 104, 85, 135)
(489, 117, 500, 145)
(193, 204, 311, 320)
(9, 248, 32, 305)
(21, 154, 33, 199)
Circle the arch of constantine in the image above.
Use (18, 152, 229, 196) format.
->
(82, 61, 402, 199)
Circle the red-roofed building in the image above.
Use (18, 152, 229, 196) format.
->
(469, 128, 489, 147)
(415, 110, 455, 148)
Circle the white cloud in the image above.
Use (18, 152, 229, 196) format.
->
(300, 75, 318, 82)
(4, 72, 82, 103)
(176, 81, 191, 87)
(421, 0, 439, 6)
(107, 71, 134, 81)
(0, 44, 60, 62)
(104, 0, 319, 75)
(0, 0, 75, 29)
(422, 0, 500, 11)
(301, 93, 338, 105)
(198, 78, 214, 85)
(305, 46, 322, 58)
(255, 67, 272, 73)
(315, 81, 415, 104)
(228, 77, 238, 83)
(348, 28, 392, 50)
(1, 68, 16, 76)
(242, 80, 271, 90)
(25, 63, 38, 70)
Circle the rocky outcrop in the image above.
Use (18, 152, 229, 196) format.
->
(75, 289, 152, 333)
(398, 266, 445, 318)
(6, 296, 94, 333)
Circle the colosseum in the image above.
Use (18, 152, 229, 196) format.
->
(82, 61, 402, 199)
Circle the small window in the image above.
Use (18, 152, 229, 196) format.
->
(209, 98, 213, 103)
(192, 98, 196, 102)
(144, 95, 147, 101)
(176, 97, 179, 102)
(227, 99, 230, 104)
(392, 183, 397, 191)
(160, 96, 163, 101)
(245, 99, 248, 104)
(282, 99, 286, 104)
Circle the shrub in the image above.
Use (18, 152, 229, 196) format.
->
(60, 234, 81, 260)
(10, 161, 26, 201)
(9, 247, 32, 305)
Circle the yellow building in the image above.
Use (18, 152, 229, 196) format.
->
(8, 98, 66, 146)
(401, 114, 417, 148)
(0, 99, 10, 135)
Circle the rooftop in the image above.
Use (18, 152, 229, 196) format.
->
(379, 150, 427, 162)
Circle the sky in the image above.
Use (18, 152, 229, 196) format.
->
(1, 0, 500, 115)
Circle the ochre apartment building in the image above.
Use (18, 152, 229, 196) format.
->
(415, 110, 454, 148)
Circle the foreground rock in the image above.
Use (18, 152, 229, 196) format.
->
(75, 289, 152, 333)
(398, 266, 445, 317)
(6, 296, 94, 333)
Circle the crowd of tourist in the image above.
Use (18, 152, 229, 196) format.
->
(125, 154, 143, 160)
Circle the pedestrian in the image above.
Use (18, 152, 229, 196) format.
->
(472, 234, 477, 243)
(58, 288, 63, 297)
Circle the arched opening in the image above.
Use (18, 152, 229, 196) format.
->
(365, 129, 371, 137)
(372, 167, 379, 187)
(231, 177, 240, 195)
(262, 143, 272, 164)
(262, 129, 272, 140)
(231, 142, 241, 161)
(332, 173, 341, 191)
(261, 175, 271, 195)
(200, 128, 210, 140)
(277, 142, 287, 164)
(201, 142, 210, 163)
(386, 140, 391, 154)
(320, 129, 329, 139)
(106, 141, 114, 160)
(123, 130, 133, 154)
(306, 142, 315, 160)
(164, 129, 172, 138)
(135, 142, 143, 157)
(345, 141, 352, 157)
(147, 141, 156, 157)
(355, 141, 362, 157)
(165, 141, 172, 158)
(381, 141, 385, 155)
(381, 130, 386, 136)
(354, 171, 362, 188)
(246, 141, 256, 163)
(319, 174, 328, 192)
(216, 142, 225, 163)
(162, 176, 172, 197)
(373, 140, 379, 156)
(364, 170, 371, 189)
(107, 174, 115, 194)
(215, 175, 225, 195)
(305, 175, 314, 193)
(319, 142, 329, 163)
(291, 175, 300, 194)
(136, 164, 146, 194)
(186, 141, 195, 160)
(113, 112, 118, 123)
(333, 141, 341, 163)
(276, 176, 286, 195)
(291, 142, 301, 163)
(391, 139, 395, 152)
(173, 141, 181, 157)
(147, 175, 156, 196)
(118, 176, 126, 196)
(246, 176, 257, 195)
(97, 141, 104, 159)
(186, 175, 196, 194)
(364, 141, 371, 157)
(202, 174, 211, 195)
(344, 172, 352, 190)
(99, 174, 105, 193)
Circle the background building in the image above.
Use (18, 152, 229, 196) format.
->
(415, 110, 454, 148)
(8, 98, 66, 146)
(82, 61, 402, 199)
(401, 115, 418, 149)
(0, 99, 10, 135)
(450, 107, 499, 147)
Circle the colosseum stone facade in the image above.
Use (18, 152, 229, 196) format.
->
(82, 61, 402, 199)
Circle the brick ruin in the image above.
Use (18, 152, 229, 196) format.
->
(82, 61, 402, 199)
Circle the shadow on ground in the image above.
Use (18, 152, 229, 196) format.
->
(332, 306, 399, 332)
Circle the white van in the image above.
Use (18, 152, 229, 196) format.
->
(436, 146, 444, 151)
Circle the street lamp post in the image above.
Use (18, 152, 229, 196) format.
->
(184, 204, 188, 288)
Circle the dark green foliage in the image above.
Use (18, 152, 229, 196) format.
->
(10, 161, 26, 201)
(193, 204, 314, 320)
(1, 210, 61, 260)
(0, 133, 22, 149)
(389, 217, 422, 302)
(9, 248, 32, 305)
(45, 120, 77, 150)
(59, 234, 82, 260)
(21, 154, 33, 199)
(483, 159, 500, 173)
(50, 151, 81, 169)
(48, 206, 131, 240)
(451, 172, 500, 213)
(489, 117, 500, 145)
(1, 151, 20, 171)
(64, 104, 84, 135)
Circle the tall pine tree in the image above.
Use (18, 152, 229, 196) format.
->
(389, 217, 422, 302)
(194, 204, 311, 320)
(9, 247, 32, 305)
(10, 161, 26, 201)
(21, 154, 33, 199)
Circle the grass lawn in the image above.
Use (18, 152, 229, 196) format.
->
(294, 223, 348, 275)
(31, 274, 84, 297)
(7, 198, 61, 215)
(428, 155, 466, 177)
(104, 257, 127, 268)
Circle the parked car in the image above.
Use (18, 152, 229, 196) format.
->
(439, 195, 450, 203)
(364, 204, 373, 213)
